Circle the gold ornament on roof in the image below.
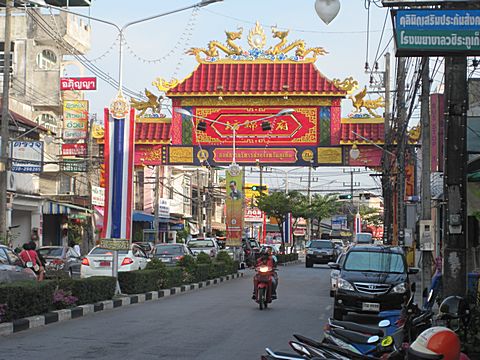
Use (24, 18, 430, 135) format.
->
(332, 77, 359, 94)
(187, 28, 244, 59)
(267, 27, 328, 58)
(248, 21, 266, 49)
(110, 92, 130, 119)
(350, 87, 385, 117)
(187, 21, 327, 64)
(153, 78, 179, 92)
(130, 89, 161, 117)
(408, 125, 421, 143)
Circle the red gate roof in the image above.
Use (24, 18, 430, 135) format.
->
(167, 63, 346, 96)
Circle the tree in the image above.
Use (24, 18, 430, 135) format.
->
(308, 194, 341, 236)
(256, 191, 304, 249)
(359, 205, 383, 228)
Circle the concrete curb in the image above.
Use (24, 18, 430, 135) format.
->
(0, 272, 244, 336)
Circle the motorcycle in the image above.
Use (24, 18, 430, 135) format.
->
(254, 263, 275, 310)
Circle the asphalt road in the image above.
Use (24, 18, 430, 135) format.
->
(0, 263, 334, 360)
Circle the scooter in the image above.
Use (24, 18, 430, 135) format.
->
(253, 263, 275, 310)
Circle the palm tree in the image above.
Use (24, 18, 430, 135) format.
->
(308, 194, 341, 236)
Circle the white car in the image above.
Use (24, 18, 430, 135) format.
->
(80, 244, 149, 278)
(187, 238, 219, 257)
(330, 252, 345, 297)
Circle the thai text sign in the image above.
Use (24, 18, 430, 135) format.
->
(158, 198, 170, 219)
(63, 100, 88, 139)
(61, 159, 87, 172)
(60, 77, 97, 91)
(91, 186, 105, 207)
(226, 168, 244, 247)
(62, 143, 87, 157)
(10, 141, 43, 173)
(213, 148, 298, 164)
(394, 9, 480, 56)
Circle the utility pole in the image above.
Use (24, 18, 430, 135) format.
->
(395, 57, 407, 246)
(153, 165, 160, 243)
(205, 167, 214, 236)
(420, 56, 433, 302)
(443, 55, 468, 298)
(383, 52, 392, 244)
(196, 169, 203, 236)
(0, 0, 12, 243)
(306, 163, 312, 241)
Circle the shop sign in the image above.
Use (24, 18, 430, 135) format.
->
(394, 9, 480, 56)
(60, 77, 97, 91)
(91, 186, 105, 206)
(63, 100, 88, 140)
(245, 208, 263, 222)
(62, 143, 87, 157)
(10, 141, 43, 173)
(158, 198, 170, 218)
(61, 159, 87, 172)
(69, 213, 88, 220)
(100, 238, 130, 251)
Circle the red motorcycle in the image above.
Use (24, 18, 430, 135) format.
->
(253, 264, 274, 310)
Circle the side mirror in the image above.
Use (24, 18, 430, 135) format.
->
(408, 267, 420, 275)
(328, 262, 340, 270)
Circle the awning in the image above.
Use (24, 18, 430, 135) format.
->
(132, 211, 154, 223)
(212, 221, 226, 231)
(42, 201, 71, 215)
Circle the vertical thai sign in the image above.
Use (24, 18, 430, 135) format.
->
(225, 168, 244, 247)
(102, 103, 135, 241)
(63, 100, 88, 140)
(282, 212, 293, 245)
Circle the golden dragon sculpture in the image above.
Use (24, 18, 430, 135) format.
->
(350, 87, 385, 117)
(130, 89, 161, 117)
(187, 28, 244, 58)
(266, 27, 328, 58)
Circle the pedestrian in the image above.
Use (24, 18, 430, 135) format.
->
(19, 242, 44, 281)
(61, 228, 68, 247)
(69, 239, 81, 256)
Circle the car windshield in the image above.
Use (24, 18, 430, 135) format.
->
(308, 240, 333, 249)
(90, 248, 128, 255)
(155, 246, 183, 255)
(188, 240, 214, 248)
(38, 248, 64, 257)
(344, 251, 405, 273)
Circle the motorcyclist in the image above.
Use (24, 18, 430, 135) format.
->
(252, 247, 278, 300)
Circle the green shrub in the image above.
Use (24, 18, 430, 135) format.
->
(217, 251, 234, 266)
(163, 267, 184, 288)
(0, 280, 56, 322)
(59, 277, 116, 304)
(118, 270, 163, 294)
(194, 263, 212, 282)
(212, 261, 228, 277)
(196, 252, 212, 264)
(146, 258, 167, 270)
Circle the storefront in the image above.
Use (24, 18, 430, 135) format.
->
(9, 194, 42, 249)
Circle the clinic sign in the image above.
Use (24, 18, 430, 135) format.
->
(394, 9, 480, 56)
(63, 100, 89, 139)
(10, 141, 43, 173)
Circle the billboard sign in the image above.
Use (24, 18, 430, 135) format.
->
(62, 143, 87, 157)
(91, 186, 105, 206)
(60, 77, 97, 91)
(61, 159, 87, 172)
(394, 9, 480, 56)
(63, 100, 88, 140)
(10, 141, 43, 173)
(158, 198, 170, 219)
(226, 168, 244, 246)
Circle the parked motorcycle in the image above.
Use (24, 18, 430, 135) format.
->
(253, 263, 275, 310)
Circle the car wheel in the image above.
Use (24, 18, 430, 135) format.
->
(333, 306, 344, 320)
(305, 260, 313, 268)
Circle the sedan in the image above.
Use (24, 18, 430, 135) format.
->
(152, 244, 193, 266)
(187, 238, 219, 257)
(0, 245, 36, 282)
(38, 246, 82, 278)
(305, 239, 337, 267)
(80, 245, 149, 278)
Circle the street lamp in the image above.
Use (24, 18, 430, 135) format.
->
(175, 108, 294, 171)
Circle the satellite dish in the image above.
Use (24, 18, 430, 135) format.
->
(315, 0, 341, 25)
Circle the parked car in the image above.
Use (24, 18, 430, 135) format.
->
(329, 244, 419, 320)
(331, 239, 345, 252)
(37, 246, 82, 278)
(152, 244, 193, 266)
(0, 245, 36, 282)
(305, 239, 338, 267)
(133, 242, 154, 254)
(187, 238, 219, 258)
(330, 252, 345, 297)
(80, 244, 149, 278)
(354, 232, 374, 244)
(242, 237, 261, 266)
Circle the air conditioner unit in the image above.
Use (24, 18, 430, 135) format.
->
(7, 171, 16, 191)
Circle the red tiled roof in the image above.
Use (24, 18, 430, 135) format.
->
(135, 121, 171, 144)
(340, 122, 385, 144)
(167, 63, 346, 96)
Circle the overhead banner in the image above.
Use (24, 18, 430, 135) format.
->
(10, 141, 43, 173)
(226, 168, 244, 247)
(63, 100, 88, 140)
(393, 9, 480, 56)
(60, 77, 97, 91)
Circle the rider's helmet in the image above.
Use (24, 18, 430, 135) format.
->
(438, 296, 470, 330)
(410, 326, 461, 360)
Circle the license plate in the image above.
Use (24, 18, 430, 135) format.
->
(362, 302, 380, 312)
(99, 261, 111, 267)
(160, 258, 171, 262)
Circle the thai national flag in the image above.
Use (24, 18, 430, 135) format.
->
(282, 212, 293, 244)
(354, 212, 362, 235)
(102, 107, 135, 240)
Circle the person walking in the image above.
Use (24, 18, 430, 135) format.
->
(19, 242, 44, 281)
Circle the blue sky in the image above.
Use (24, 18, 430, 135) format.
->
(68, 0, 392, 192)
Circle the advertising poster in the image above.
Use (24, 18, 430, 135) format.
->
(10, 141, 43, 173)
(63, 100, 88, 140)
(226, 168, 244, 247)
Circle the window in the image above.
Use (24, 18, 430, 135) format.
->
(0, 248, 8, 264)
(154, 245, 183, 255)
(36, 49, 57, 70)
(307, 240, 334, 249)
(0, 41, 14, 74)
(344, 251, 405, 274)
(4, 248, 21, 265)
(187, 240, 214, 248)
(59, 174, 72, 194)
(34, 113, 58, 132)
(38, 247, 64, 257)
